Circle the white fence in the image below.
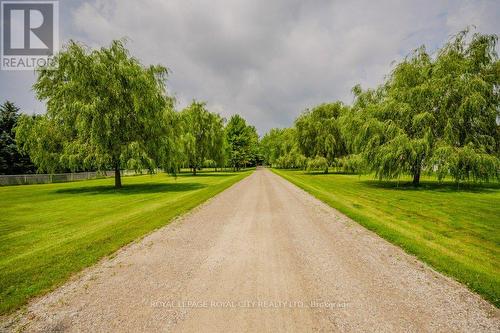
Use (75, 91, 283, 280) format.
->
(0, 170, 141, 186)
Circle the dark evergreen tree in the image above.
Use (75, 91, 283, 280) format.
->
(0, 101, 35, 174)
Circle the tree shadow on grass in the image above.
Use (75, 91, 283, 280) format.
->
(361, 179, 500, 193)
(54, 182, 207, 195)
(176, 171, 243, 177)
(304, 171, 356, 175)
(296, 171, 499, 193)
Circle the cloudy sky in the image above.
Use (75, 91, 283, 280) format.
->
(1, 0, 498, 134)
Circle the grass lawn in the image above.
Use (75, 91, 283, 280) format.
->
(273, 169, 500, 307)
(0, 170, 251, 314)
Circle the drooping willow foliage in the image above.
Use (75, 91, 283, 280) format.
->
(260, 128, 305, 169)
(180, 101, 225, 175)
(17, 40, 177, 188)
(261, 29, 499, 184)
(15, 40, 262, 188)
(295, 102, 348, 166)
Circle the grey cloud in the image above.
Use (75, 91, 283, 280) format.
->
(1, 0, 498, 134)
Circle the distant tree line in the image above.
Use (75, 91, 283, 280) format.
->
(261, 29, 500, 185)
(9, 40, 261, 188)
(5, 29, 499, 186)
(179, 101, 261, 174)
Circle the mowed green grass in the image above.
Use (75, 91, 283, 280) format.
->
(0, 170, 251, 314)
(273, 169, 500, 307)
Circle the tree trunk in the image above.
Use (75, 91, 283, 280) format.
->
(412, 166, 421, 186)
(192, 167, 197, 176)
(114, 164, 122, 188)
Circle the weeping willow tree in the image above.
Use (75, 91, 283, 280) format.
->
(430, 30, 500, 183)
(16, 40, 179, 188)
(260, 127, 305, 168)
(295, 102, 348, 173)
(372, 46, 434, 185)
(348, 29, 499, 185)
(180, 101, 225, 175)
